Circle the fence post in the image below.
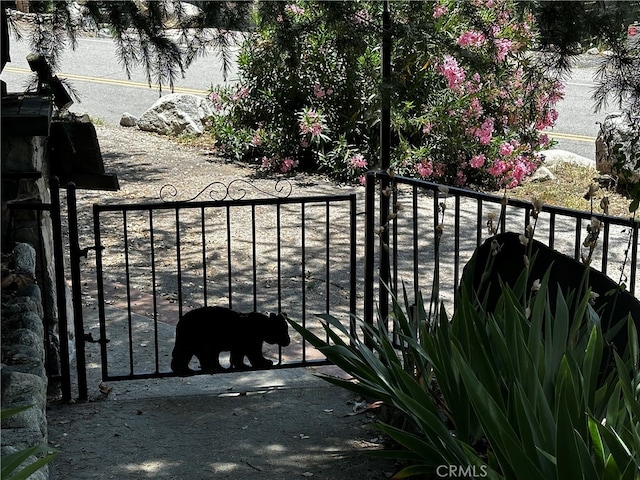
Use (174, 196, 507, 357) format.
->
(380, 0, 391, 172)
(364, 171, 376, 333)
(66, 183, 88, 401)
(49, 177, 72, 402)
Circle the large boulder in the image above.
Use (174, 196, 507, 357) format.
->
(137, 93, 215, 136)
(595, 113, 640, 183)
(461, 232, 640, 379)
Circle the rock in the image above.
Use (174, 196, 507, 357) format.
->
(12, 243, 36, 277)
(541, 149, 595, 169)
(586, 47, 599, 55)
(120, 112, 138, 127)
(2, 328, 46, 376)
(595, 113, 640, 184)
(0, 368, 47, 433)
(2, 311, 45, 340)
(529, 166, 556, 182)
(462, 232, 640, 378)
(137, 93, 215, 136)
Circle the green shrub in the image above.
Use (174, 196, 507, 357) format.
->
(208, 0, 563, 189)
(290, 268, 640, 479)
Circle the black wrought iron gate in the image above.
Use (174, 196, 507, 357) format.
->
(64, 180, 358, 400)
(59, 174, 638, 401)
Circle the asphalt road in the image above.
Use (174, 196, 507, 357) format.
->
(1, 34, 238, 124)
(1, 34, 617, 161)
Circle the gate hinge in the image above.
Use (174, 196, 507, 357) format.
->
(78, 245, 104, 258)
(83, 332, 109, 345)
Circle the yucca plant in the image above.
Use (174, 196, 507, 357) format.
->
(1, 405, 59, 480)
(290, 269, 640, 478)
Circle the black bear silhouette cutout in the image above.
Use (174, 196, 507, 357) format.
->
(171, 306, 291, 374)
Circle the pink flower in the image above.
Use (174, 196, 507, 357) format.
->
(535, 109, 559, 130)
(310, 123, 323, 136)
(280, 157, 298, 173)
(231, 87, 249, 101)
(358, 175, 366, 186)
(499, 142, 514, 156)
(467, 97, 483, 118)
(284, 4, 305, 15)
(416, 159, 434, 178)
(470, 154, 486, 168)
(313, 84, 325, 98)
(455, 170, 467, 186)
(349, 154, 367, 169)
(487, 159, 507, 177)
(422, 122, 433, 135)
(511, 158, 529, 183)
(494, 38, 514, 62)
(350, 9, 372, 25)
(208, 91, 224, 111)
(261, 156, 272, 169)
(457, 30, 486, 48)
(538, 133, 550, 146)
(250, 133, 262, 147)
(433, 162, 445, 178)
(470, 117, 494, 145)
(438, 55, 466, 90)
(433, 4, 448, 19)
(299, 108, 325, 137)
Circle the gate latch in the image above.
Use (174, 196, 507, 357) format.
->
(83, 332, 109, 345)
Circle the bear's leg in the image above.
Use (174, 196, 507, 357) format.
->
(230, 350, 249, 370)
(246, 345, 274, 368)
(196, 349, 223, 372)
(171, 345, 194, 375)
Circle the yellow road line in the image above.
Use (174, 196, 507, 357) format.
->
(544, 131, 596, 143)
(1, 65, 601, 144)
(2, 66, 208, 95)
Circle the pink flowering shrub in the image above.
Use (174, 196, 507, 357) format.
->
(388, 0, 564, 189)
(206, 0, 562, 189)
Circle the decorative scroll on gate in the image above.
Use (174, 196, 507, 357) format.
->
(159, 179, 293, 203)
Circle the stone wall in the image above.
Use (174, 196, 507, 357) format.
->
(1, 97, 70, 479)
(1, 243, 49, 480)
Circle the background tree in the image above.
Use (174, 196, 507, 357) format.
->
(2, 1, 638, 204)
(2, 0, 251, 92)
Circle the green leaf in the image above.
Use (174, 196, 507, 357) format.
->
(0, 405, 34, 420)
(391, 464, 435, 479)
(596, 422, 634, 475)
(452, 344, 547, 480)
(589, 417, 606, 474)
(1, 445, 58, 480)
(371, 421, 451, 467)
(582, 326, 604, 411)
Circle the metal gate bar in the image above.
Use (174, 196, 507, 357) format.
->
(365, 171, 640, 332)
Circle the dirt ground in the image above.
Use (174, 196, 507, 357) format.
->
(47, 367, 397, 480)
(46, 124, 398, 479)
